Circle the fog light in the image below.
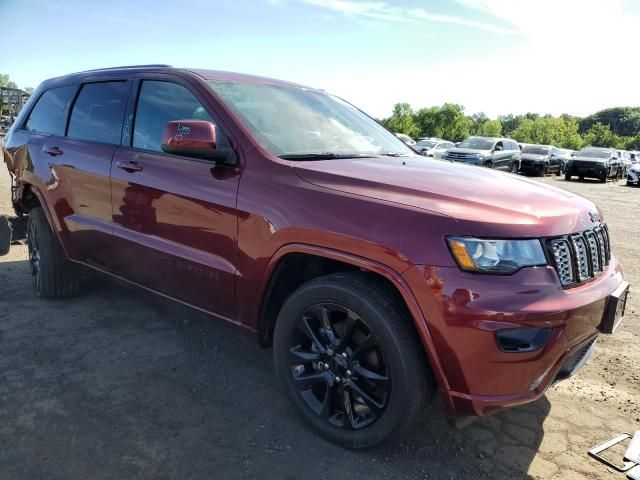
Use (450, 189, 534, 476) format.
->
(496, 327, 552, 353)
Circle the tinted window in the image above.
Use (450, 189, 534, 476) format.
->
(68, 82, 130, 144)
(457, 137, 494, 150)
(24, 86, 76, 135)
(522, 145, 550, 155)
(133, 80, 229, 153)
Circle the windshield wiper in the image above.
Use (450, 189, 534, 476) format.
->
(378, 152, 410, 157)
(279, 152, 374, 160)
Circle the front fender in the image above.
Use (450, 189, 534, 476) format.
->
(253, 242, 451, 392)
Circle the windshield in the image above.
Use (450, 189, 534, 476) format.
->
(577, 148, 611, 159)
(456, 137, 495, 150)
(522, 146, 550, 155)
(416, 140, 437, 148)
(207, 80, 412, 158)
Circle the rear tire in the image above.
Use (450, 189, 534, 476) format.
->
(483, 161, 493, 169)
(510, 162, 519, 174)
(27, 207, 82, 299)
(539, 163, 549, 177)
(273, 272, 432, 448)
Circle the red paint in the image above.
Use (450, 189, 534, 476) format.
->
(1, 66, 626, 418)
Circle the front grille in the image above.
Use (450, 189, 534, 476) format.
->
(548, 225, 611, 286)
(445, 151, 475, 160)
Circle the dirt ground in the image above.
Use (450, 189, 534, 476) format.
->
(0, 158, 638, 480)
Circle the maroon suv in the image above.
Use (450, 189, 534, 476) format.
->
(1, 65, 629, 447)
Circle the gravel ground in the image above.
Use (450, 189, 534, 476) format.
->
(0, 161, 638, 480)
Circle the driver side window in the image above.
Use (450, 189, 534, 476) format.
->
(133, 80, 229, 153)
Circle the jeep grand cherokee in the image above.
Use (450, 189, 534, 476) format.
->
(1, 65, 629, 448)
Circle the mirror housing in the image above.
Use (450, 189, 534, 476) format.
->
(161, 120, 218, 159)
(493, 145, 504, 152)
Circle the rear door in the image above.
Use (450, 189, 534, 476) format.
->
(108, 75, 240, 319)
(47, 78, 132, 264)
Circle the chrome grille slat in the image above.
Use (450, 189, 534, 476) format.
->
(550, 239, 573, 285)
(548, 224, 612, 287)
(571, 235, 590, 281)
(585, 232, 601, 273)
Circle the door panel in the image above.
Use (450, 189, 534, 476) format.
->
(42, 137, 117, 264)
(109, 148, 240, 318)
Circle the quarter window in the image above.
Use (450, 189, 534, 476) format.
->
(133, 80, 229, 153)
(67, 81, 130, 144)
(24, 85, 76, 135)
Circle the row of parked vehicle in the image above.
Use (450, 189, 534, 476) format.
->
(396, 133, 639, 183)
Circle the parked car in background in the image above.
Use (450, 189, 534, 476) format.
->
(618, 150, 632, 178)
(1, 65, 628, 448)
(630, 152, 639, 164)
(394, 133, 415, 146)
(627, 163, 640, 186)
(413, 138, 455, 158)
(519, 144, 561, 176)
(442, 136, 521, 173)
(555, 148, 576, 174)
(565, 147, 621, 182)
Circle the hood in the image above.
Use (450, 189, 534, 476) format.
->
(572, 155, 608, 163)
(521, 153, 548, 161)
(445, 147, 490, 155)
(294, 156, 600, 238)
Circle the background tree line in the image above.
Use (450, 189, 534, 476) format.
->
(381, 103, 640, 150)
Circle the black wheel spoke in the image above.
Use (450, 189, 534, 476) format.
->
(341, 387, 356, 429)
(289, 345, 321, 363)
(353, 364, 389, 388)
(292, 370, 332, 391)
(346, 379, 385, 417)
(310, 304, 339, 346)
(298, 316, 326, 352)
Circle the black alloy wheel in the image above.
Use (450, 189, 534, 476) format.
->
(287, 302, 390, 430)
(273, 272, 432, 448)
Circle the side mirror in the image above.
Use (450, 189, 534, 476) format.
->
(493, 145, 503, 152)
(161, 120, 218, 159)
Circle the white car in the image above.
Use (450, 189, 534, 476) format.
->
(394, 133, 416, 146)
(414, 139, 455, 158)
(627, 163, 640, 186)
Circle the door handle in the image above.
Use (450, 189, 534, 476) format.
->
(116, 161, 143, 173)
(43, 146, 64, 156)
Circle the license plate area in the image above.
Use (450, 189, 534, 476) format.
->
(600, 281, 630, 334)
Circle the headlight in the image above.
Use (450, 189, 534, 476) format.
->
(447, 237, 547, 274)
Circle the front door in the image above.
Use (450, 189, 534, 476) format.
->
(108, 77, 240, 319)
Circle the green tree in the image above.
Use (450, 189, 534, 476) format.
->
(581, 122, 618, 148)
(414, 106, 439, 138)
(0, 74, 9, 87)
(468, 112, 488, 135)
(433, 103, 470, 141)
(386, 102, 420, 139)
(479, 119, 502, 137)
(498, 114, 522, 136)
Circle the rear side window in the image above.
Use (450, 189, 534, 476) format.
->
(133, 80, 229, 153)
(24, 86, 76, 135)
(67, 81, 130, 144)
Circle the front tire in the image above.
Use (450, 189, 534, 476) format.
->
(510, 161, 519, 174)
(27, 207, 82, 299)
(273, 272, 431, 448)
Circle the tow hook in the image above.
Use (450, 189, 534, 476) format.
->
(0, 215, 26, 256)
(0, 215, 11, 256)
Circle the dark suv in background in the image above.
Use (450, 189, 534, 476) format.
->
(519, 144, 562, 176)
(442, 136, 521, 173)
(1, 65, 628, 448)
(565, 147, 621, 182)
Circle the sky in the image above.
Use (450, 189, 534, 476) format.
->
(1, 0, 639, 119)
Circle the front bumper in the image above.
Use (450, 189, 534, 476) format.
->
(403, 259, 625, 416)
(520, 160, 546, 172)
(567, 163, 607, 178)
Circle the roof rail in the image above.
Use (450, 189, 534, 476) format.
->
(77, 64, 173, 74)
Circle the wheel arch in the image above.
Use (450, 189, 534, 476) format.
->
(256, 243, 450, 391)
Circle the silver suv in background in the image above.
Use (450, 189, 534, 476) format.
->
(442, 136, 521, 173)
(414, 138, 455, 158)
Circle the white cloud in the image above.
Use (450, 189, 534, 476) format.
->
(301, 0, 516, 33)
(312, 0, 640, 119)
